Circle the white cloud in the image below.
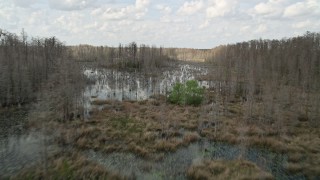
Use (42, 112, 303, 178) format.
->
(93, 0, 150, 21)
(27, 10, 47, 25)
(292, 20, 312, 29)
(177, 0, 203, 15)
(254, 24, 268, 33)
(206, 0, 238, 18)
(160, 15, 186, 23)
(53, 13, 85, 34)
(283, 0, 320, 18)
(48, 0, 97, 11)
(199, 20, 209, 29)
(135, 0, 150, 10)
(254, 1, 279, 15)
(0, 3, 21, 29)
(240, 25, 250, 33)
(101, 7, 128, 20)
(156, 5, 172, 14)
(250, 0, 286, 18)
(1, 0, 320, 48)
(12, 0, 38, 8)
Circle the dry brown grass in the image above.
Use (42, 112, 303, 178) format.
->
(127, 142, 149, 157)
(187, 159, 273, 180)
(55, 97, 210, 156)
(13, 151, 125, 180)
(154, 138, 182, 152)
(183, 132, 200, 144)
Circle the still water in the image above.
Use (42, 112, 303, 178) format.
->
(84, 64, 211, 102)
(86, 140, 305, 180)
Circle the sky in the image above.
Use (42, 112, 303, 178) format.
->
(0, 0, 319, 48)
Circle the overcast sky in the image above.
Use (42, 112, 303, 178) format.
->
(1, 0, 319, 48)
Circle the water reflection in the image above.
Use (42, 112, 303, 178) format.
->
(0, 132, 43, 177)
(84, 64, 211, 102)
(0, 109, 52, 178)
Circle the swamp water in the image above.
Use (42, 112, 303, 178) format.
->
(0, 132, 45, 176)
(85, 140, 305, 180)
(84, 64, 211, 101)
(0, 108, 48, 177)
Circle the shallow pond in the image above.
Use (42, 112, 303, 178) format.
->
(85, 140, 306, 180)
(83, 64, 213, 117)
(84, 64, 212, 101)
(0, 132, 44, 176)
(0, 108, 56, 178)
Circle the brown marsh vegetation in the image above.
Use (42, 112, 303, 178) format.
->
(187, 160, 273, 180)
(13, 151, 125, 180)
(55, 90, 320, 178)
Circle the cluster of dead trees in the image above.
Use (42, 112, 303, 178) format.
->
(0, 29, 85, 121)
(69, 42, 175, 70)
(0, 29, 61, 106)
(206, 32, 320, 125)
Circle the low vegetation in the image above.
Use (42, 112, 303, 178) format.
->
(168, 80, 205, 106)
(50, 92, 320, 178)
(187, 160, 273, 180)
(12, 152, 125, 180)
(55, 97, 204, 157)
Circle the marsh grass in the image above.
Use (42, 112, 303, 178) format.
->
(13, 152, 125, 180)
(50, 90, 320, 178)
(187, 160, 273, 180)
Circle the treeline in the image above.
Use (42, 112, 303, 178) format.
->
(169, 48, 211, 62)
(0, 29, 84, 121)
(206, 32, 320, 124)
(69, 42, 176, 70)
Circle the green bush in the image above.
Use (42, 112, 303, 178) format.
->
(168, 80, 204, 106)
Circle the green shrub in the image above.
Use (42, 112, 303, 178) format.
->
(168, 80, 204, 106)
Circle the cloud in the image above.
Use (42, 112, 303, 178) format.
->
(1, 0, 320, 48)
(92, 0, 150, 21)
(159, 15, 186, 23)
(283, 0, 320, 18)
(177, 0, 203, 15)
(240, 25, 250, 33)
(48, 0, 97, 11)
(101, 7, 129, 20)
(292, 20, 312, 29)
(0, 2, 22, 29)
(253, 1, 280, 15)
(199, 20, 209, 29)
(254, 24, 268, 33)
(156, 4, 172, 14)
(12, 0, 38, 8)
(27, 10, 47, 25)
(206, 0, 238, 18)
(135, 0, 150, 10)
(53, 13, 85, 34)
(250, 0, 286, 18)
